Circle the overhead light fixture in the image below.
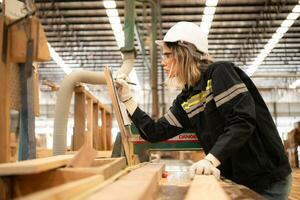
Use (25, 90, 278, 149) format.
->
(204, 7, 216, 15)
(47, 43, 72, 75)
(106, 9, 118, 17)
(281, 19, 294, 27)
(108, 16, 121, 24)
(205, 0, 218, 6)
(103, 0, 124, 48)
(246, 2, 300, 76)
(103, 0, 116, 9)
(200, 0, 218, 35)
(292, 4, 300, 12)
(287, 12, 300, 20)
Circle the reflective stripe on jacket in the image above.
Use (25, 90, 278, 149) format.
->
(131, 61, 291, 192)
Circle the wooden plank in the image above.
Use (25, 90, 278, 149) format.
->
(0, 16, 10, 163)
(87, 163, 164, 200)
(73, 91, 85, 150)
(35, 19, 51, 62)
(0, 155, 73, 176)
(85, 98, 93, 146)
(11, 170, 95, 198)
(19, 175, 104, 200)
(93, 103, 99, 149)
(106, 113, 112, 150)
(185, 175, 230, 200)
(9, 17, 50, 63)
(101, 109, 107, 150)
(60, 157, 126, 179)
(104, 66, 131, 164)
(66, 144, 97, 168)
(66, 150, 112, 158)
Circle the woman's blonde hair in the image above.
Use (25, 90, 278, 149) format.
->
(165, 41, 213, 88)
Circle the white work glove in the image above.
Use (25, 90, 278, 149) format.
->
(189, 159, 220, 180)
(115, 73, 137, 115)
(115, 74, 133, 103)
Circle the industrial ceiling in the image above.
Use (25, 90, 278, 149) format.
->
(34, 0, 300, 106)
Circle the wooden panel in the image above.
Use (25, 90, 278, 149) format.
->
(185, 175, 230, 200)
(0, 16, 11, 163)
(73, 92, 86, 150)
(20, 175, 104, 200)
(93, 103, 99, 149)
(106, 113, 112, 150)
(0, 155, 73, 176)
(85, 98, 93, 146)
(35, 20, 51, 62)
(104, 66, 131, 164)
(101, 109, 107, 150)
(66, 144, 97, 168)
(9, 16, 50, 63)
(9, 62, 21, 111)
(12, 170, 94, 198)
(61, 157, 126, 179)
(87, 163, 164, 200)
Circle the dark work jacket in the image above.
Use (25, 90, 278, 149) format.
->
(131, 61, 291, 192)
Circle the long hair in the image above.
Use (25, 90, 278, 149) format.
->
(165, 41, 213, 88)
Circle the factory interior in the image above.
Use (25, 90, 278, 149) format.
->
(0, 0, 300, 199)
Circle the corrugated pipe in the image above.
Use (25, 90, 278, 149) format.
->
(53, 0, 136, 155)
(53, 71, 106, 155)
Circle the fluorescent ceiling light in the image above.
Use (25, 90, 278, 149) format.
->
(103, 0, 116, 9)
(206, 0, 218, 6)
(246, 2, 300, 79)
(281, 19, 294, 27)
(111, 23, 122, 31)
(106, 9, 118, 17)
(287, 12, 299, 20)
(103, 0, 124, 48)
(47, 43, 72, 75)
(272, 32, 284, 40)
(292, 5, 300, 12)
(200, 0, 218, 36)
(108, 16, 121, 24)
(202, 14, 214, 22)
(204, 7, 216, 15)
(276, 26, 289, 34)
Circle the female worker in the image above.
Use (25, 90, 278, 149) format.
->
(116, 21, 291, 200)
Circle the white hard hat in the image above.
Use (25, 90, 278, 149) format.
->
(156, 21, 208, 54)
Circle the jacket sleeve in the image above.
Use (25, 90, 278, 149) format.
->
(130, 96, 191, 143)
(209, 62, 257, 163)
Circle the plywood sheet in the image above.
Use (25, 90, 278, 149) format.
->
(103, 66, 131, 164)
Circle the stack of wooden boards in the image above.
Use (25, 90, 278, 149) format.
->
(0, 153, 271, 200)
(0, 155, 164, 200)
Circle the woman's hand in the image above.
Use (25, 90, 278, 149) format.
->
(115, 73, 132, 103)
(189, 159, 220, 180)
